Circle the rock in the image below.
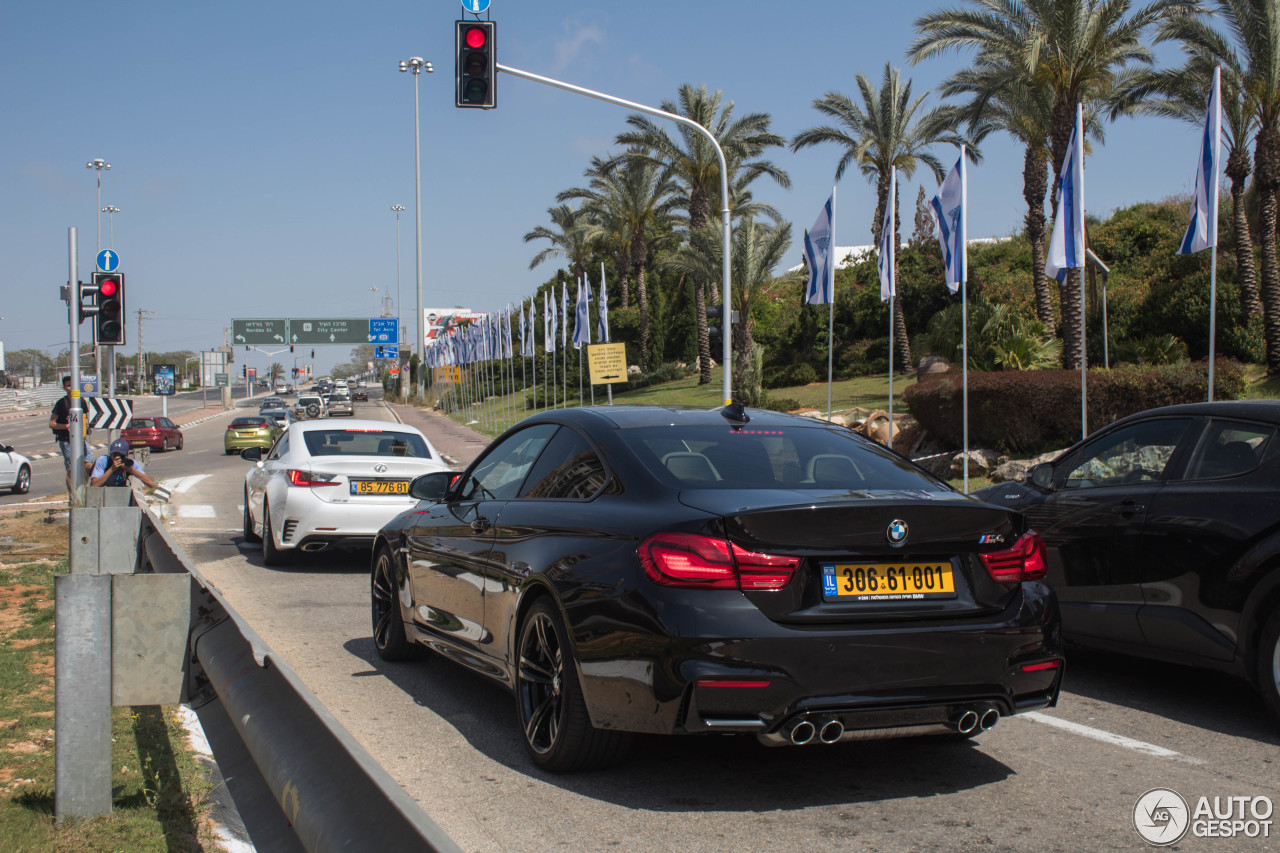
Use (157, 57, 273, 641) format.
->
(949, 448, 1002, 478)
(627, 365, 642, 376)
(990, 450, 1062, 483)
(917, 354, 951, 380)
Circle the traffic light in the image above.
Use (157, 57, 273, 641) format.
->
(455, 20, 495, 108)
(76, 280, 97, 326)
(242, 365, 247, 378)
(290, 345, 294, 353)
(311, 349, 315, 359)
(706, 305, 723, 341)
(93, 272, 126, 345)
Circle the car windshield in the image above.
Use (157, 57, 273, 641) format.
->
(619, 424, 949, 492)
(232, 417, 269, 427)
(126, 419, 155, 429)
(303, 429, 432, 459)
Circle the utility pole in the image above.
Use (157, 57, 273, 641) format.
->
(136, 310, 155, 394)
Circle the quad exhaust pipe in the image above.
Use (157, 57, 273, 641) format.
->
(787, 718, 845, 745)
(979, 708, 1000, 732)
(789, 720, 816, 745)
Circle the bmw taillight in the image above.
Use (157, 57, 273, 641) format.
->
(638, 532, 800, 591)
(287, 469, 340, 488)
(979, 531, 1047, 583)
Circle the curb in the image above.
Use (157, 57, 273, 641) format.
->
(0, 410, 43, 422)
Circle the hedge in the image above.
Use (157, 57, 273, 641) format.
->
(902, 359, 1247, 454)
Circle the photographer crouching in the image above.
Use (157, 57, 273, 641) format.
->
(90, 438, 157, 489)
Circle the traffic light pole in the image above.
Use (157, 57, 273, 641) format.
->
(66, 228, 86, 500)
(495, 63, 734, 405)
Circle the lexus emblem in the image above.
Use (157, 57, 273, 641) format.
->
(886, 519, 908, 546)
(373, 464, 388, 473)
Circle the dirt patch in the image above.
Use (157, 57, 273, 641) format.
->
(0, 584, 48, 638)
(0, 510, 66, 559)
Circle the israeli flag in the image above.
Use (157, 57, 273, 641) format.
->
(527, 301, 537, 356)
(878, 167, 896, 302)
(803, 190, 835, 304)
(546, 291, 557, 352)
(1046, 104, 1086, 282)
(561, 282, 569, 349)
(597, 271, 609, 343)
(517, 302, 526, 356)
(1178, 66, 1221, 255)
(930, 155, 966, 293)
(573, 280, 592, 347)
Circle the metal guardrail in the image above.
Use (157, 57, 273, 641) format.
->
(0, 385, 63, 410)
(56, 489, 463, 853)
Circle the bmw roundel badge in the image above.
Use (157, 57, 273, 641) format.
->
(886, 519, 909, 546)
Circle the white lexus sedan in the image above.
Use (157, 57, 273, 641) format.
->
(0, 444, 32, 494)
(241, 419, 450, 565)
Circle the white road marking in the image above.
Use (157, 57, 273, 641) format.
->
(188, 449, 210, 455)
(1022, 712, 1202, 763)
(177, 504, 217, 518)
(164, 474, 212, 494)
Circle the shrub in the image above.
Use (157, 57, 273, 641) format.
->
(623, 361, 695, 392)
(758, 396, 801, 412)
(764, 362, 819, 389)
(903, 359, 1247, 454)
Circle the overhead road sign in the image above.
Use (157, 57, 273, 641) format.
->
(374, 346, 400, 360)
(369, 318, 398, 343)
(232, 319, 288, 345)
(96, 249, 120, 272)
(290, 318, 367, 345)
(86, 397, 133, 430)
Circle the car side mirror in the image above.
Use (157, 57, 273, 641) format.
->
(410, 471, 457, 502)
(1029, 463, 1054, 490)
(240, 447, 264, 462)
(1, 445, 12, 454)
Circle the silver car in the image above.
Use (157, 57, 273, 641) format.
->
(327, 392, 354, 417)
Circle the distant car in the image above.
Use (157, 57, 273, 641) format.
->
(351, 387, 369, 402)
(258, 396, 286, 411)
(259, 408, 296, 430)
(973, 400, 1280, 722)
(327, 392, 354, 416)
(121, 417, 184, 452)
(224, 416, 281, 455)
(294, 395, 327, 420)
(0, 444, 32, 494)
(370, 405, 1063, 771)
(241, 419, 449, 565)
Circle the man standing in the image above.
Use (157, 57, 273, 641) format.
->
(90, 439, 155, 489)
(49, 375, 93, 477)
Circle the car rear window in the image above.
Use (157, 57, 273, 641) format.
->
(303, 429, 433, 459)
(232, 417, 269, 427)
(620, 424, 948, 491)
(126, 419, 155, 429)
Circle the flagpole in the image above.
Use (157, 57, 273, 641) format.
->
(960, 146, 970, 493)
(827, 183, 836, 419)
(887, 167, 895, 437)
(1076, 103, 1087, 442)
(1208, 66, 1222, 402)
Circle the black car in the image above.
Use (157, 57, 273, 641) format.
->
(973, 400, 1280, 722)
(351, 387, 369, 402)
(371, 405, 1063, 771)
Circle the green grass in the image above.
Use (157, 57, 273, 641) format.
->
(1244, 363, 1280, 399)
(0, 514, 217, 853)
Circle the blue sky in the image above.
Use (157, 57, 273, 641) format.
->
(2, 0, 1201, 376)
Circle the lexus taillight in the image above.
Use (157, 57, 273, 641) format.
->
(979, 531, 1047, 583)
(638, 532, 800, 591)
(287, 469, 339, 488)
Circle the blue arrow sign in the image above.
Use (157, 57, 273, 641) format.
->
(96, 249, 120, 272)
(461, 0, 491, 12)
(368, 318, 398, 343)
(375, 346, 400, 360)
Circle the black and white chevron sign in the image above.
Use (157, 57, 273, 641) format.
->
(85, 397, 133, 430)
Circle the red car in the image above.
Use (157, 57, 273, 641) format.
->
(121, 417, 184, 451)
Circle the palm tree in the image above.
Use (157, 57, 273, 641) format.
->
(1127, 55, 1261, 317)
(908, 0, 1194, 370)
(1152, 2, 1280, 370)
(661, 219, 804, 400)
(617, 84, 791, 384)
(791, 62, 971, 370)
(560, 152, 681, 371)
(523, 203, 593, 284)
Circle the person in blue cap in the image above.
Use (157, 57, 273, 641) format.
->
(90, 438, 156, 489)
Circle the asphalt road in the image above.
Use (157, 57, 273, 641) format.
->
(138, 398, 1280, 852)
(0, 387, 255, 506)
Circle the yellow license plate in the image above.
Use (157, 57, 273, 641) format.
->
(350, 480, 409, 495)
(822, 563, 956, 600)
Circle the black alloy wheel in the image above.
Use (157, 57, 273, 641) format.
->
(371, 546, 417, 661)
(261, 503, 289, 566)
(12, 466, 30, 495)
(242, 489, 261, 543)
(1259, 610, 1280, 722)
(515, 599, 631, 772)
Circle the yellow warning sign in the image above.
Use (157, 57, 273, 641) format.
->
(433, 366, 462, 385)
(588, 343, 627, 385)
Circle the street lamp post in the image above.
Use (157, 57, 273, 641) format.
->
(398, 56, 433, 400)
(102, 205, 119, 249)
(391, 204, 405, 343)
(369, 286, 381, 317)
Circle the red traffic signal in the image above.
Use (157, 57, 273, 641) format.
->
(455, 21, 495, 109)
(92, 272, 126, 346)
